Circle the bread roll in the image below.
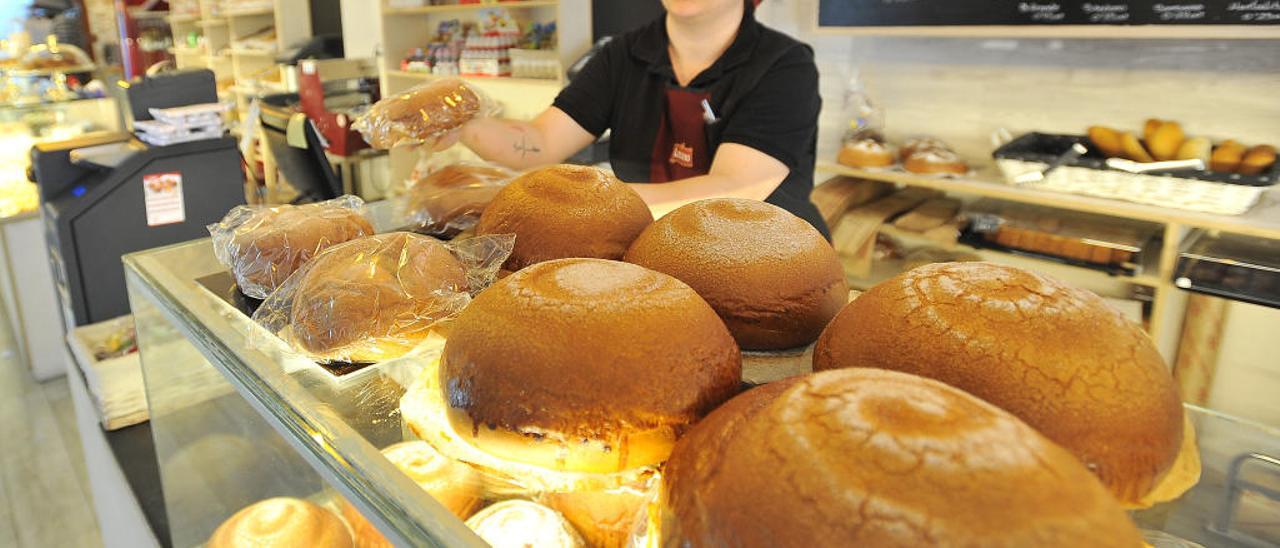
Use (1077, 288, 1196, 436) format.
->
(405, 163, 513, 235)
(1120, 132, 1155, 163)
(543, 487, 649, 548)
(357, 78, 483, 149)
(475, 164, 653, 271)
(899, 136, 950, 161)
(662, 369, 1144, 547)
(1143, 118, 1164, 145)
(1176, 136, 1212, 165)
(1240, 144, 1277, 176)
(623, 198, 847, 350)
(837, 138, 895, 168)
(813, 262, 1184, 505)
(1087, 126, 1125, 158)
(903, 148, 968, 175)
(219, 203, 373, 299)
(1210, 140, 1247, 173)
(341, 441, 483, 548)
(288, 233, 467, 362)
(1148, 121, 1185, 161)
(208, 497, 352, 548)
(440, 258, 741, 474)
(465, 501, 585, 548)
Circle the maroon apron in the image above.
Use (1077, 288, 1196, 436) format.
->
(649, 87, 713, 183)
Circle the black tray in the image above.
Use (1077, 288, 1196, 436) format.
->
(1174, 232, 1280, 310)
(196, 271, 374, 377)
(993, 132, 1278, 187)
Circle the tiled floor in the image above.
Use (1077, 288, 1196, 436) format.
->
(0, 318, 102, 547)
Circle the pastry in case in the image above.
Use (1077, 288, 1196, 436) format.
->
(209, 497, 352, 548)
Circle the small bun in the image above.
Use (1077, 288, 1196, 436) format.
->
(1088, 126, 1125, 158)
(465, 501, 585, 548)
(224, 204, 373, 298)
(624, 198, 847, 350)
(1121, 132, 1155, 163)
(903, 148, 968, 175)
(814, 262, 1184, 505)
(209, 497, 352, 548)
(662, 369, 1143, 547)
(441, 258, 741, 473)
(837, 139, 896, 168)
(289, 233, 467, 362)
(475, 164, 652, 271)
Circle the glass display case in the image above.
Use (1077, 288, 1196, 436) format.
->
(124, 206, 1280, 547)
(0, 96, 119, 218)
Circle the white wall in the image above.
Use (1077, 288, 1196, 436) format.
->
(756, 0, 1280, 427)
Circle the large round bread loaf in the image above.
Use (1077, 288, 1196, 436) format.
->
(475, 165, 652, 271)
(624, 198, 847, 350)
(813, 262, 1184, 505)
(440, 258, 740, 473)
(662, 369, 1144, 547)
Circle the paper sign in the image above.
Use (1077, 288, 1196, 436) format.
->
(143, 172, 185, 227)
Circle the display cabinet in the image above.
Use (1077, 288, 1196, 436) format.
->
(123, 207, 1279, 547)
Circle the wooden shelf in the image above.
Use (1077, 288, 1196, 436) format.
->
(169, 47, 204, 56)
(817, 162, 1280, 241)
(384, 0, 558, 15)
(199, 18, 228, 26)
(385, 69, 562, 87)
(167, 13, 200, 24)
(228, 48, 278, 57)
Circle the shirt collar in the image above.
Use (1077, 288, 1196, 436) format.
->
(631, 5, 761, 86)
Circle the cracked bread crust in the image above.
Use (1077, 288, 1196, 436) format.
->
(475, 164, 653, 271)
(623, 198, 848, 350)
(813, 262, 1183, 505)
(662, 369, 1143, 547)
(441, 258, 741, 471)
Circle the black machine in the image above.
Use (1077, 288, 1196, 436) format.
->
(32, 69, 246, 328)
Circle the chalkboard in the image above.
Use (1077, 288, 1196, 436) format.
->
(817, 1, 1280, 27)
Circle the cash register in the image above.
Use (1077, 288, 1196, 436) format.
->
(31, 69, 246, 328)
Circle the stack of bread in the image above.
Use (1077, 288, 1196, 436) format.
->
(1089, 119, 1276, 175)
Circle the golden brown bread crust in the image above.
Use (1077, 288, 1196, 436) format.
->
(441, 258, 740, 456)
(543, 488, 650, 548)
(475, 165, 653, 271)
(662, 369, 1144, 547)
(361, 78, 482, 149)
(813, 262, 1184, 505)
(208, 497, 353, 548)
(290, 233, 467, 361)
(623, 199, 847, 350)
(229, 206, 373, 298)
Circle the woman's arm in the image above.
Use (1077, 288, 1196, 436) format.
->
(452, 108, 598, 171)
(628, 143, 789, 217)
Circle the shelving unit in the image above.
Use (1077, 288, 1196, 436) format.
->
(818, 161, 1280, 361)
(377, 0, 591, 184)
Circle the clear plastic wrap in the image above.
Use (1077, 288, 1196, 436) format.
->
(399, 159, 515, 236)
(352, 78, 500, 150)
(208, 196, 375, 300)
(251, 232, 513, 363)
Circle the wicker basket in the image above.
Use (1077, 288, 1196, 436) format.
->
(994, 133, 1277, 216)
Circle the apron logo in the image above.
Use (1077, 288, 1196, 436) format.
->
(669, 142, 694, 168)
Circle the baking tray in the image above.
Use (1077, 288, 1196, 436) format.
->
(994, 132, 1278, 186)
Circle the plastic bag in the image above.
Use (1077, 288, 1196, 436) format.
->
(208, 195, 375, 300)
(352, 77, 500, 150)
(399, 160, 516, 236)
(251, 232, 514, 363)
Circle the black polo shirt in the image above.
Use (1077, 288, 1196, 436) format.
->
(552, 8, 829, 238)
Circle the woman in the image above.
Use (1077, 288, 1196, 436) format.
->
(445, 0, 828, 236)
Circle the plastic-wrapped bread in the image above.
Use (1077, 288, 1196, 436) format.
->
(353, 78, 498, 150)
(208, 196, 374, 299)
(401, 162, 514, 236)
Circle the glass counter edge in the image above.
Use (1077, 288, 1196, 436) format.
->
(121, 248, 488, 548)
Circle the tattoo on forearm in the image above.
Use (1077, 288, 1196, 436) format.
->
(512, 126, 542, 159)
